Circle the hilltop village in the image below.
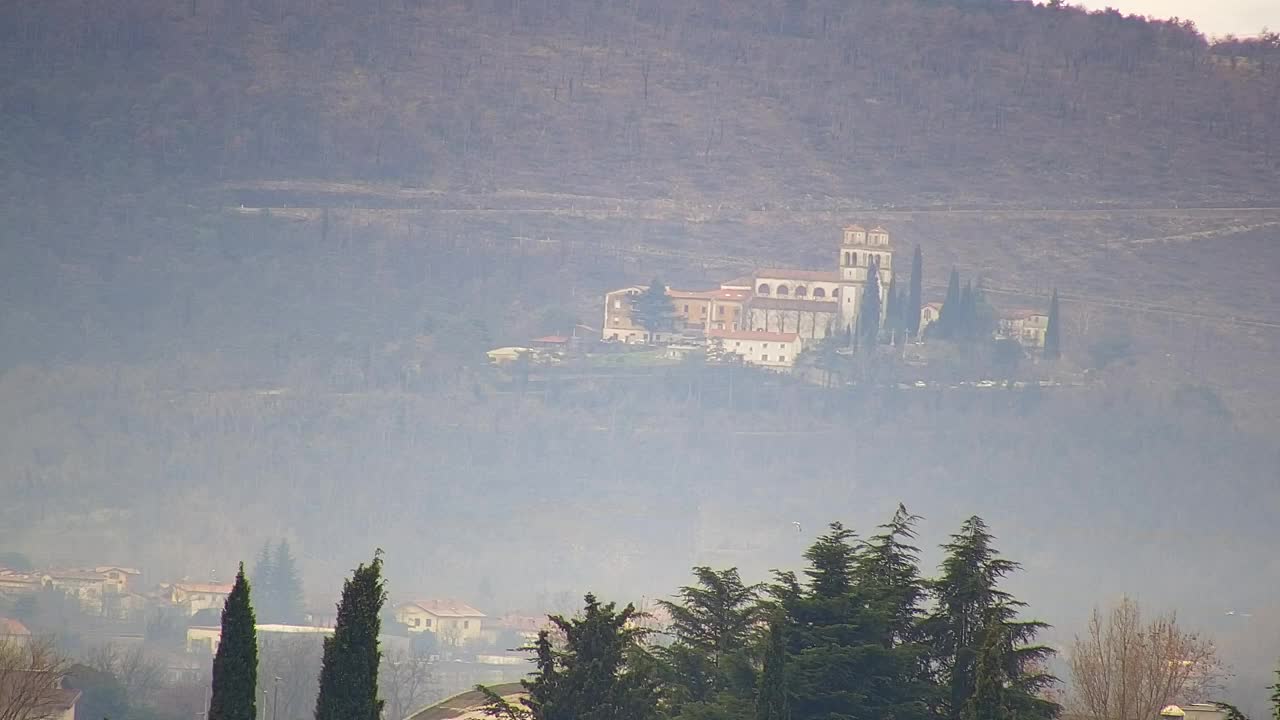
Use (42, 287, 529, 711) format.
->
(590, 224, 1056, 373)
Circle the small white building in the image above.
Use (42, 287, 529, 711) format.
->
(170, 582, 234, 616)
(706, 330, 803, 370)
(394, 600, 486, 645)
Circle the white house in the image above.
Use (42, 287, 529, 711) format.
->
(706, 330, 803, 370)
(394, 600, 486, 645)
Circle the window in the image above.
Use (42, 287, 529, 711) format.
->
(412, 618, 421, 627)
(425, 618, 433, 628)
(757, 283, 771, 295)
(464, 620, 471, 629)
(613, 299, 622, 309)
(777, 285, 790, 296)
(796, 286, 807, 297)
(763, 343, 769, 348)
(683, 304, 689, 313)
(779, 355, 786, 362)
(761, 355, 769, 361)
(851, 252, 858, 265)
(813, 287, 826, 298)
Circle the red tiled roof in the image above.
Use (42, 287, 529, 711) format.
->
(0, 617, 31, 635)
(401, 599, 487, 618)
(755, 268, 840, 283)
(707, 329, 801, 343)
(843, 224, 867, 232)
(1003, 309, 1047, 320)
(531, 335, 569, 344)
(720, 276, 754, 289)
(749, 297, 839, 313)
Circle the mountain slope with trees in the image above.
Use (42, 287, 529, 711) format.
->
(0, 0, 1277, 206)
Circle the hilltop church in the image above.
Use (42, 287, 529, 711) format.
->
(603, 224, 895, 347)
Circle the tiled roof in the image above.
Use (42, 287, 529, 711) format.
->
(401, 599, 487, 618)
(755, 268, 841, 283)
(174, 582, 234, 594)
(707, 329, 802, 343)
(0, 617, 31, 635)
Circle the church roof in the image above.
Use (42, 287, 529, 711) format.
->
(755, 268, 840, 283)
(843, 224, 867, 232)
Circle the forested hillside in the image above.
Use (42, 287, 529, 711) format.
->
(2, 0, 1279, 204)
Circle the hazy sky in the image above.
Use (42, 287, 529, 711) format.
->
(1075, 0, 1274, 37)
(1075, 1, 1275, 37)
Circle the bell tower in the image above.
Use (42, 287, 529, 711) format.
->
(836, 224, 894, 332)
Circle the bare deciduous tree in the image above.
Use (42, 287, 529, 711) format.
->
(379, 646, 435, 720)
(85, 642, 164, 706)
(0, 635, 74, 720)
(1069, 597, 1223, 720)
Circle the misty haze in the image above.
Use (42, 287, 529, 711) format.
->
(1, 2, 1278, 720)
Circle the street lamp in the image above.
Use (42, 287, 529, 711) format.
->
(272, 676, 282, 720)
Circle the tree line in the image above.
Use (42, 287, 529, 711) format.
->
(40, 506, 1262, 720)
(481, 508, 1058, 720)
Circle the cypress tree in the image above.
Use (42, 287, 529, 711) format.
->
(938, 268, 961, 338)
(208, 564, 257, 720)
(907, 246, 923, 338)
(315, 551, 387, 720)
(859, 262, 882, 348)
(755, 617, 789, 720)
(1044, 290, 1061, 360)
(885, 274, 900, 343)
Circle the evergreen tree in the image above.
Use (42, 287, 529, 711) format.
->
(780, 522, 931, 720)
(755, 617, 789, 720)
(859, 262, 883, 348)
(1044, 290, 1061, 360)
(927, 517, 1059, 720)
(632, 279, 676, 341)
(502, 594, 658, 720)
(856, 504, 927, 647)
(908, 246, 924, 338)
(657, 566, 764, 712)
(250, 543, 275, 620)
(208, 564, 257, 720)
(959, 281, 974, 340)
(315, 551, 387, 720)
(963, 624, 1010, 720)
(272, 540, 305, 624)
(885, 275, 900, 344)
(937, 268, 962, 338)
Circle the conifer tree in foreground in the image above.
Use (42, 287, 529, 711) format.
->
(755, 616, 789, 720)
(483, 594, 657, 720)
(657, 566, 763, 715)
(315, 551, 386, 720)
(927, 517, 1059, 720)
(209, 564, 257, 720)
(908, 245, 924, 338)
(1044, 290, 1061, 360)
(963, 624, 1011, 720)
